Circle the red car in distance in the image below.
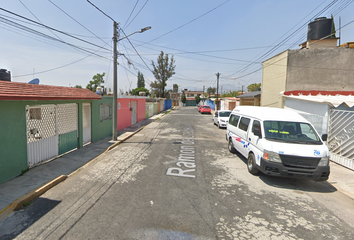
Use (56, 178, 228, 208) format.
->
(200, 105, 211, 114)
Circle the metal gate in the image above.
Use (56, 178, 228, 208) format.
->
(58, 104, 78, 155)
(83, 103, 91, 144)
(26, 104, 78, 168)
(131, 101, 137, 125)
(328, 109, 354, 170)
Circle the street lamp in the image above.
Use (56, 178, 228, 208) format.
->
(112, 24, 151, 141)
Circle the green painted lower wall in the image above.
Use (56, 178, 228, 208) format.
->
(59, 131, 78, 155)
(0, 101, 28, 184)
(91, 97, 113, 142)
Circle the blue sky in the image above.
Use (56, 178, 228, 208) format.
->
(1, 0, 354, 93)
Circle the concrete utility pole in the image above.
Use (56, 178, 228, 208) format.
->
(216, 72, 220, 110)
(112, 21, 118, 141)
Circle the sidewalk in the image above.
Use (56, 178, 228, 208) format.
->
(1, 108, 354, 220)
(0, 112, 166, 220)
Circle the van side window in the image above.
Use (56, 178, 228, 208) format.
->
(252, 120, 261, 135)
(229, 114, 240, 127)
(239, 117, 250, 132)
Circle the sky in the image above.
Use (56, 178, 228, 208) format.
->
(1, 0, 354, 94)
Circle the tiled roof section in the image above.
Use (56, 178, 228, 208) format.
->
(0, 81, 101, 100)
(284, 90, 354, 96)
(283, 91, 354, 108)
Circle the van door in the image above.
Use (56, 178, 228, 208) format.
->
(235, 116, 251, 158)
(248, 119, 263, 166)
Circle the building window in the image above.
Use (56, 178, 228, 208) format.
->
(100, 103, 111, 122)
(29, 108, 41, 120)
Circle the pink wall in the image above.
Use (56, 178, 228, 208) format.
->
(117, 98, 131, 131)
(117, 98, 146, 131)
(137, 99, 146, 122)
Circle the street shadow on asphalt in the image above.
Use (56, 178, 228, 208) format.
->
(235, 152, 337, 194)
(0, 198, 61, 240)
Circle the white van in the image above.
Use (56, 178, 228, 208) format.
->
(226, 106, 330, 181)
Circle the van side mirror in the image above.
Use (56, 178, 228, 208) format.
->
(322, 134, 328, 141)
(254, 128, 262, 138)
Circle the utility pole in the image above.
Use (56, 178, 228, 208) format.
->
(216, 72, 220, 111)
(203, 85, 205, 104)
(112, 21, 118, 141)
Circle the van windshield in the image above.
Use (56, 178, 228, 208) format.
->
(263, 121, 322, 144)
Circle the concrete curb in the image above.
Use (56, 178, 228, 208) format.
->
(0, 175, 67, 220)
(0, 111, 169, 220)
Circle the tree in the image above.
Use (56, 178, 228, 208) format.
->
(195, 95, 201, 104)
(173, 84, 178, 92)
(221, 90, 242, 98)
(207, 87, 216, 97)
(151, 51, 176, 98)
(181, 94, 186, 106)
(74, 85, 82, 88)
(150, 80, 163, 97)
(247, 83, 261, 92)
(137, 71, 145, 88)
(130, 87, 150, 96)
(86, 72, 105, 92)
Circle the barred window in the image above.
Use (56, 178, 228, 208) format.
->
(29, 108, 41, 120)
(100, 103, 111, 122)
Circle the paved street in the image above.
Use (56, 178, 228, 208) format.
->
(1, 107, 354, 240)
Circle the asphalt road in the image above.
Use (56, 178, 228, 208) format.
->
(1, 107, 354, 240)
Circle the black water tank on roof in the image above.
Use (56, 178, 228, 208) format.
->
(0, 69, 11, 82)
(307, 17, 333, 41)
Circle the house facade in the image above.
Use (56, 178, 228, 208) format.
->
(0, 81, 106, 184)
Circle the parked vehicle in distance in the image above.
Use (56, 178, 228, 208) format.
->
(198, 105, 206, 112)
(213, 110, 231, 128)
(226, 106, 330, 181)
(200, 105, 211, 114)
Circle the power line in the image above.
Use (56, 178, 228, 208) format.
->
(19, 0, 63, 41)
(0, 7, 112, 52)
(86, 0, 115, 22)
(124, 0, 149, 30)
(146, 0, 230, 43)
(120, 28, 153, 72)
(48, 0, 107, 45)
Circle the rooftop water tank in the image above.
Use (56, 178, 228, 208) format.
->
(307, 17, 333, 41)
(0, 69, 11, 82)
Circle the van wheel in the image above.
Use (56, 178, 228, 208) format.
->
(228, 138, 237, 153)
(247, 153, 259, 175)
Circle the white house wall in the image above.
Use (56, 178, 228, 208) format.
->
(284, 98, 330, 136)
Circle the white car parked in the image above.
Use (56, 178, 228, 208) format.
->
(213, 110, 231, 128)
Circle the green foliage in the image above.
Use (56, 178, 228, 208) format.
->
(221, 90, 242, 98)
(74, 85, 82, 88)
(130, 87, 150, 96)
(207, 87, 216, 96)
(247, 83, 261, 92)
(173, 84, 178, 92)
(151, 51, 176, 98)
(23, 201, 31, 207)
(181, 94, 186, 104)
(195, 95, 201, 104)
(86, 72, 105, 92)
(137, 71, 145, 88)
